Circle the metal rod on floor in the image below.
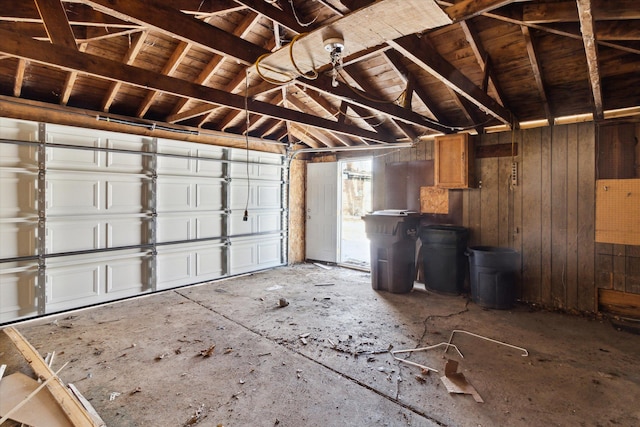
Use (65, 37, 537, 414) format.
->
(445, 329, 529, 357)
(390, 342, 463, 373)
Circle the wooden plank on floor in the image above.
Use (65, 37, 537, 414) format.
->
(2, 327, 100, 427)
(598, 288, 640, 318)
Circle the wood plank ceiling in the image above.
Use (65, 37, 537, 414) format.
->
(0, 0, 638, 149)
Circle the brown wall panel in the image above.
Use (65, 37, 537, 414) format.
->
(370, 122, 604, 311)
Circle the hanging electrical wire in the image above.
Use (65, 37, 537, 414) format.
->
(243, 70, 251, 222)
(289, 33, 318, 80)
(289, 0, 318, 27)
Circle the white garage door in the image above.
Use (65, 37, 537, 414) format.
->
(0, 118, 286, 323)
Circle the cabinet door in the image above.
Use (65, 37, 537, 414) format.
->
(434, 134, 472, 188)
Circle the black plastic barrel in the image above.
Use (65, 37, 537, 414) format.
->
(420, 225, 469, 295)
(467, 246, 519, 309)
(363, 212, 420, 294)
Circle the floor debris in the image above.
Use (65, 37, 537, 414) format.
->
(109, 391, 121, 401)
(199, 345, 216, 357)
(440, 359, 483, 403)
(278, 298, 289, 307)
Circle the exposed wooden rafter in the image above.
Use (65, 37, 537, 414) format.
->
(168, 11, 260, 119)
(34, 0, 77, 49)
(0, 28, 395, 143)
(136, 41, 190, 117)
(459, 20, 508, 109)
(521, 26, 553, 123)
(82, 0, 267, 65)
(388, 35, 512, 126)
(522, 0, 640, 23)
(60, 43, 88, 105)
(576, 0, 604, 120)
(101, 30, 148, 112)
(13, 59, 26, 97)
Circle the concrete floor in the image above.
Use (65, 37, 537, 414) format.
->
(1, 263, 639, 427)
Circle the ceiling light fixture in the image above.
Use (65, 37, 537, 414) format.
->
(323, 34, 344, 87)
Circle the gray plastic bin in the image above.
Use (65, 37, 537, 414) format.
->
(363, 211, 420, 293)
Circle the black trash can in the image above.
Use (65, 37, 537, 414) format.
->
(420, 225, 469, 295)
(363, 211, 420, 293)
(467, 246, 519, 309)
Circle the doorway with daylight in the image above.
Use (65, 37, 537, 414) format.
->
(339, 159, 372, 269)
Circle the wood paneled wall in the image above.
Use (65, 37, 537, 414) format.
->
(373, 123, 598, 312)
(595, 122, 640, 295)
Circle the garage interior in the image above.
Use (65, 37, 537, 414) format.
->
(0, 0, 639, 426)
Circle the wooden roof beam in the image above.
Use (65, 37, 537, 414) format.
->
(445, 0, 518, 23)
(60, 43, 88, 105)
(232, 0, 307, 33)
(523, 0, 640, 23)
(384, 50, 450, 125)
(13, 59, 26, 97)
(0, 28, 395, 143)
(459, 20, 509, 109)
(576, 0, 604, 120)
(168, 11, 260, 117)
(34, 0, 78, 49)
(101, 30, 148, 112)
(82, 0, 268, 65)
(521, 25, 553, 123)
(136, 41, 191, 117)
(388, 35, 512, 126)
(1, 2, 133, 27)
(437, 1, 640, 56)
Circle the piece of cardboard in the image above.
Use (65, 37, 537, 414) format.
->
(0, 372, 72, 427)
(440, 359, 484, 403)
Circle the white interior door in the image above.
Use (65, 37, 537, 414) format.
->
(306, 162, 338, 263)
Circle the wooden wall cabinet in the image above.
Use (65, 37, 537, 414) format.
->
(434, 133, 474, 188)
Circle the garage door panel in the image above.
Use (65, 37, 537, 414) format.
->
(258, 239, 281, 265)
(106, 257, 147, 295)
(0, 221, 37, 258)
(157, 179, 192, 211)
(0, 143, 36, 168)
(229, 237, 282, 274)
(107, 219, 146, 247)
(196, 183, 223, 210)
(46, 146, 101, 171)
(196, 246, 224, 277)
(257, 212, 281, 233)
(257, 184, 281, 208)
(157, 251, 192, 289)
(157, 216, 191, 242)
(45, 125, 101, 148)
(47, 175, 101, 215)
(0, 265, 37, 323)
(0, 171, 37, 217)
(106, 151, 145, 173)
(106, 179, 145, 213)
(230, 243, 255, 273)
(157, 142, 193, 174)
(0, 118, 38, 142)
(196, 214, 223, 239)
(47, 220, 100, 252)
(46, 264, 101, 308)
